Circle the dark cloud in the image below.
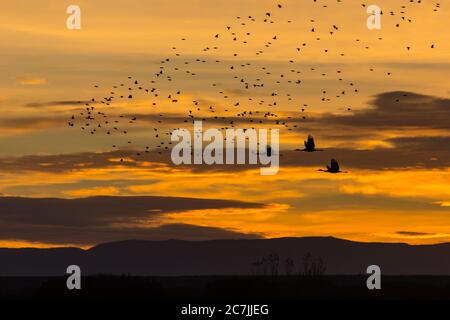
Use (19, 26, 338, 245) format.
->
(388, 136, 450, 151)
(0, 135, 449, 177)
(25, 101, 89, 108)
(8, 90, 449, 135)
(0, 115, 67, 129)
(314, 91, 450, 130)
(0, 196, 263, 227)
(128, 91, 450, 140)
(396, 231, 436, 237)
(278, 143, 450, 170)
(288, 194, 450, 214)
(0, 150, 171, 173)
(0, 196, 263, 245)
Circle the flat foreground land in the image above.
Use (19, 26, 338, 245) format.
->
(1, 275, 450, 300)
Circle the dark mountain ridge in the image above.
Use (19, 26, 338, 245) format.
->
(1, 237, 449, 276)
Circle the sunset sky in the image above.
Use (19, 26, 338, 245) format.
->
(0, 0, 449, 248)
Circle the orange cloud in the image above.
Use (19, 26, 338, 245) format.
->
(16, 76, 47, 85)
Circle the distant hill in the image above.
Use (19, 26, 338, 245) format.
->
(1, 237, 450, 276)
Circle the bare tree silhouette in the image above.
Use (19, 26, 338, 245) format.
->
(251, 258, 264, 275)
(285, 256, 295, 276)
(299, 252, 327, 276)
(251, 254, 280, 276)
(267, 254, 280, 277)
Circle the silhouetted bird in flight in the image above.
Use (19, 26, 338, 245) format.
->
(296, 135, 321, 152)
(303, 134, 317, 152)
(319, 159, 344, 173)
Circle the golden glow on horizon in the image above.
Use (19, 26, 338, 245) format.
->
(0, 240, 91, 249)
(0, 164, 449, 245)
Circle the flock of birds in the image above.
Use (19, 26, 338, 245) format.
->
(68, 1, 441, 174)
